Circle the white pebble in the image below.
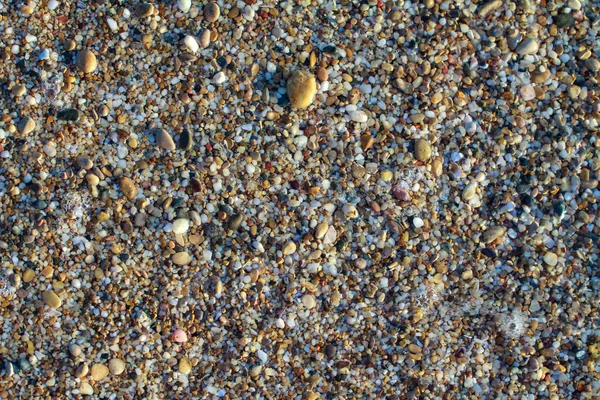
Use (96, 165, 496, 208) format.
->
(183, 35, 199, 53)
(213, 72, 227, 84)
(413, 217, 424, 228)
(177, 0, 191, 13)
(48, 0, 59, 10)
(107, 17, 118, 31)
(172, 219, 190, 235)
(349, 110, 368, 123)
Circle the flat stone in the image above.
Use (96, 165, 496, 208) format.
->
(69, 343, 82, 357)
(172, 252, 191, 265)
(414, 139, 432, 161)
(120, 177, 138, 200)
(108, 359, 126, 375)
(282, 241, 297, 255)
(531, 68, 551, 84)
(302, 294, 316, 309)
(408, 344, 422, 353)
(483, 226, 505, 243)
(477, 0, 502, 17)
(179, 129, 193, 150)
(80, 382, 94, 395)
(178, 357, 192, 374)
(172, 218, 189, 234)
(56, 108, 82, 121)
(228, 213, 244, 231)
(555, 13, 574, 28)
(323, 226, 337, 245)
(135, 3, 154, 17)
(85, 173, 99, 186)
(17, 116, 36, 134)
(287, 70, 316, 109)
(204, 2, 220, 22)
(75, 363, 89, 378)
(152, 128, 176, 150)
(515, 38, 539, 55)
(42, 290, 61, 308)
(463, 183, 477, 201)
(90, 364, 109, 381)
(543, 252, 558, 266)
(77, 156, 93, 169)
(172, 329, 188, 343)
(315, 221, 329, 239)
(199, 29, 211, 48)
(76, 49, 97, 73)
(520, 84, 536, 101)
(585, 59, 600, 72)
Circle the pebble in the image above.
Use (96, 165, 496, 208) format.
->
(316, 67, 328, 82)
(204, 2, 220, 22)
(85, 173, 99, 186)
(323, 226, 337, 245)
(228, 213, 244, 231)
(12, 84, 26, 97)
(462, 183, 477, 201)
(75, 363, 89, 378)
(213, 72, 227, 85)
(287, 70, 317, 109)
(90, 364, 109, 381)
(483, 226, 506, 243)
(520, 85, 536, 101)
(17, 117, 35, 134)
(414, 139, 432, 161)
(178, 357, 192, 374)
(76, 49, 97, 73)
(69, 343, 82, 357)
(177, 0, 190, 13)
(172, 219, 189, 234)
(515, 38, 540, 55)
(120, 177, 138, 200)
(315, 221, 329, 239)
(108, 359, 125, 375)
(172, 329, 188, 343)
(183, 35, 199, 53)
(172, 252, 191, 265)
(80, 382, 94, 395)
(282, 241, 297, 255)
(543, 252, 558, 267)
(199, 29, 211, 48)
(135, 3, 154, 17)
(154, 128, 176, 150)
(56, 108, 82, 122)
(477, 0, 503, 17)
(302, 294, 316, 309)
(42, 290, 61, 308)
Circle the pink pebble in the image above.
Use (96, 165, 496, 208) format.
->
(172, 329, 188, 343)
(393, 185, 411, 201)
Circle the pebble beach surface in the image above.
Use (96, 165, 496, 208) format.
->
(1, 0, 600, 399)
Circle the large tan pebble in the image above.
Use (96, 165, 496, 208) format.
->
(90, 364, 109, 381)
(120, 177, 138, 200)
(76, 49, 97, 73)
(80, 382, 94, 395)
(42, 290, 61, 308)
(178, 357, 192, 374)
(108, 359, 126, 375)
(287, 70, 317, 109)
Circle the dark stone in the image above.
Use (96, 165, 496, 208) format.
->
(228, 213, 244, 231)
(290, 180, 300, 190)
(121, 220, 133, 233)
(555, 13, 574, 28)
(189, 178, 202, 193)
(481, 248, 497, 258)
(56, 108, 82, 121)
(521, 194, 534, 206)
(32, 199, 47, 209)
(172, 198, 185, 208)
(216, 56, 228, 68)
(324, 344, 336, 358)
(179, 129, 193, 150)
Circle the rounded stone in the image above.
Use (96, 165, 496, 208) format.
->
(69, 343, 82, 357)
(85, 173, 100, 186)
(153, 128, 176, 150)
(178, 357, 192, 374)
(135, 3, 154, 17)
(282, 241, 297, 255)
(287, 70, 317, 109)
(172, 329, 188, 343)
(120, 177, 138, 200)
(17, 116, 36, 135)
(172, 252, 191, 266)
(483, 226, 506, 243)
(414, 139, 432, 162)
(515, 38, 539, 55)
(108, 359, 126, 375)
(543, 252, 558, 267)
(80, 382, 94, 395)
(76, 49, 97, 73)
(75, 363, 89, 378)
(204, 2, 220, 22)
(462, 183, 477, 201)
(90, 364, 109, 381)
(302, 294, 316, 309)
(42, 290, 61, 308)
(172, 219, 190, 234)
